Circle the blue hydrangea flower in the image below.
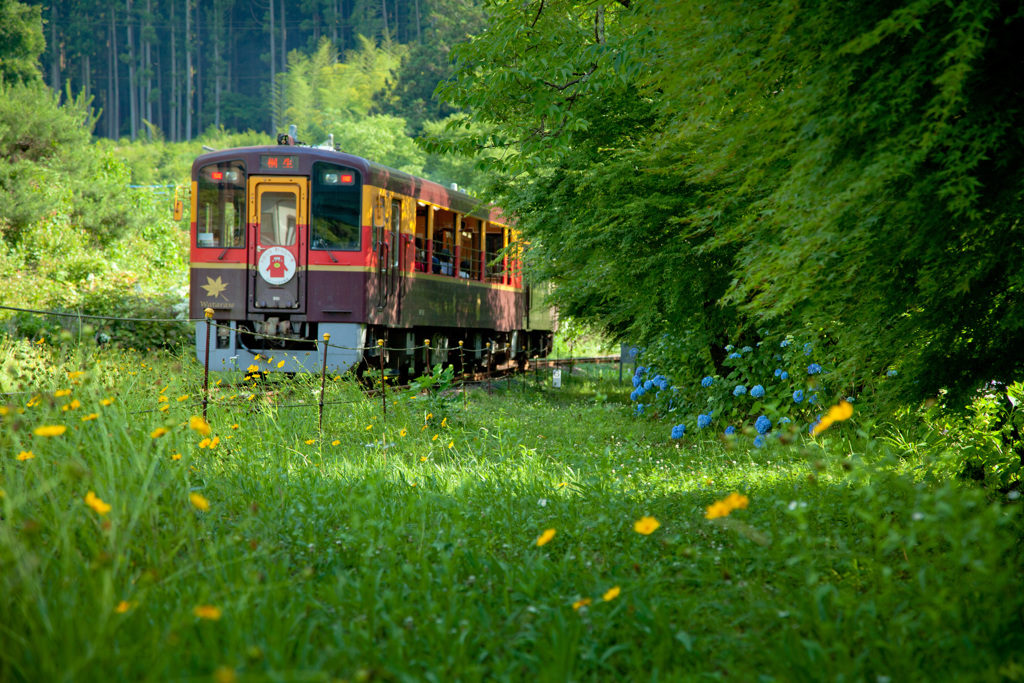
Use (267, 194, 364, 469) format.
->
(635, 366, 646, 377)
(630, 389, 640, 402)
(846, 396, 856, 403)
(793, 389, 804, 403)
(774, 368, 782, 378)
(887, 369, 898, 377)
(755, 415, 771, 435)
(780, 340, 790, 348)
(779, 417, 792, 425)
(725, 345, 735, 352)
(808, 393, 818, 405)
(804, 342, 813, 356)
(741, 346, 753, 353)
(635, 404, 645, 415)
(635, 386, 647, 397)
(728, 352, 742, 359)
(671, 424, 685, 439)
(697, 413, 712, 429)
(754, 435, 765, 448)
(724, 426, 736, 436)
(807, 363, 822, 375)
(701, 376, 713, 388)
(644, 379, 654, 390)
(750, 385, 765, 398)
(632, 375, 642, 388)
(780, 371, 789, 380)
(653, 376, 670, 391)
(733, 385, 747, 396)
(774, 354, 782, 361)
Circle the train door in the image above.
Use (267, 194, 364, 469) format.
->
(248, 175, 308, 312)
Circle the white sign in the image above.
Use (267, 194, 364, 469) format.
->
(258, 247, 296, 285)
(552, 369, 562, 388)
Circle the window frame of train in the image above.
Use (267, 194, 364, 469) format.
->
(196, 160, 246, 250)
(310, 162, 362, 253)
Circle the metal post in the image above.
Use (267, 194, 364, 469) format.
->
(378, 338, 386, 417)
(486, 342, 492, 392)
(319, 332, 330, 433)
(424, 338, 431, 376)
(458, 340, 467, 409)
(202, 308, 213, 421)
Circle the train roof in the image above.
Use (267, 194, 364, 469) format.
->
(192, 144, 508, 225)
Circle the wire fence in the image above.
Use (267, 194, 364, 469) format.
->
(3, 302, 619, 432)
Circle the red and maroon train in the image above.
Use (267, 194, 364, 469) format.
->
(187, 133, 553, 376)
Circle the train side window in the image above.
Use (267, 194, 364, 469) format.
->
(311, 162, 362, 251)
(196, 160, 246, 249)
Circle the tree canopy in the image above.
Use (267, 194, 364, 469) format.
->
(430, 0, 1024, 405)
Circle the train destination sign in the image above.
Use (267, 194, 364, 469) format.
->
(260, 154, 299, 171)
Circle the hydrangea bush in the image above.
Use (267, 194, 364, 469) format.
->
(628, 330, 896, 447)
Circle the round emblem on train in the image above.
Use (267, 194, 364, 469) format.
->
(258, 247, 296, 285)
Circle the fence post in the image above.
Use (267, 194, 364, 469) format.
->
(486, 342, 492, 392)
(319, 332, 330, 434)
(424, 338, 431, 376)
(202, 308, 213, 421)
(378, 339, 386, 417)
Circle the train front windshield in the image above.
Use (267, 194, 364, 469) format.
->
(310, 161, 362, 251)
(196, 161, 246, 249)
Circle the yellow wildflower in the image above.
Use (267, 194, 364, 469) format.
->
(158, 396, 169, 403)
(0, 406, 7, 416)
(67, 371, 84, 380)
(61, 399, 82, 411)
(209, 436, 220, 449)
(35, 338, 44, 345)
(634, 516, 661, 535)
(331, 440, 340, 446)
(215, 379, 223, 386)
(420, 456, 428, 462)
(420, 425, 426, 432)
(189, 493, 210, 512)
(34, 425, 67, 437)
(441, 417, 447, 428)
(572, 598, 592, 611)
(115, 600, 135, 614)
(198, 438, 212, 449)
(231, 424, 239, 429)
(277, 360, 285, 368)
(55, 389, 72, 397)
(17, 451, 34, 461)
(171, 452, 182, 461)
(84, 491, 112, 516)
(305, 439, 315, 445)
(247, 364, 260, 373)
(536, 528, 556, 547)
(426, 413, 433, 420)
(399, 429, 407, 437)
(27, 396, 41, 407)
(100, 398, 114, 406)
(432, 434, 439, 441)
(81, 413, 99, 422)
(159, 405, 169, 413)
(448, 441, 454, 448)
(365, 424, 373, 431)
(705, 492, 749, 520)
(150, 427, 168, 438)
(159, 386, 168, 394)
(192, 605, 221, 620)
(176, 395, 189, 402)
(603, 586, 621, 602)
(811, 401, 855, 436)
(189, 416, 212, 436)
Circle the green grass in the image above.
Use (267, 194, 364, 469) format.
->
(1, 340, 1022, 682)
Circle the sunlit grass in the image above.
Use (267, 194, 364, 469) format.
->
(1, 338, 1021, 681)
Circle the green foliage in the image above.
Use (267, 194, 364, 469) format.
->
(0, 0, 43, 84)
(331, 114, 425, 175)
(430, 0, 1024, 412)
(0, 347, 1021, 680)
(273, 35, 408, 144)
(402, 362, 457, 418)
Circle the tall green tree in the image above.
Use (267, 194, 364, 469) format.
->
(0, 0, 44, 84)
(430, 0, 1024, 404)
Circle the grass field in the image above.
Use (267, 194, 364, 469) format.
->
(1, 338, 1022, 682)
